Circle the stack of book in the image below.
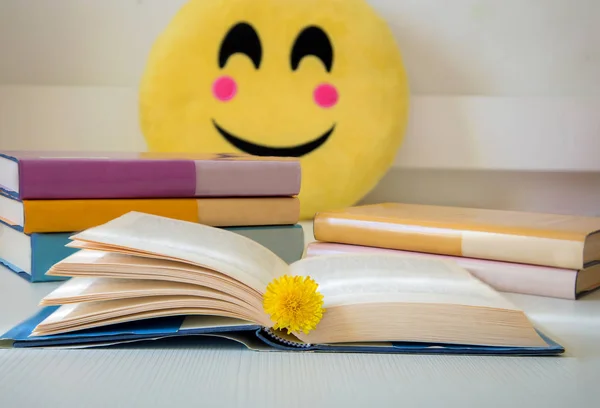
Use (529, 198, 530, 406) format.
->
(0, 151, 304, 282)
(306, 203, 600, 300)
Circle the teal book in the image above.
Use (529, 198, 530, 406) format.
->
(0, 212, 564, 356)
(0, 222, 76, 282)
(0, 220, 304, 282)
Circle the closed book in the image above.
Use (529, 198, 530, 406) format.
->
(0, 225, 76, 283)
(0, 221, 305, 282)
(0, 151, 300, 199)
(0, 211, 564, 356)
(0, 192, 299, 233)
(305, 242, 600, 300)
(313, 203, 600, 270)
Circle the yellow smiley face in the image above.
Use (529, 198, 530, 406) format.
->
(139, 0, 409, 219)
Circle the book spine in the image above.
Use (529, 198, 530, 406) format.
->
(196, 197, 300, 227)
(22, 197, 300, 233)
(194, 160, 301, 197)
(304, 242, 579, 300)
(18, 158, 301, 199)
(313, 215, 585, 270)
(30, 233, 78, 282)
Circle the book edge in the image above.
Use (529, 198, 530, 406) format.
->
(314, 204, 600, 239)
(314, 214, 587, 269)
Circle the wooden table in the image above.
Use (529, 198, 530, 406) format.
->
(1, 222, 599, 408)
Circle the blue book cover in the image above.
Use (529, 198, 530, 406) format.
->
(0, 306, 565, 356)
(0, 221, 304, 283)
(0, 222, 76, 282)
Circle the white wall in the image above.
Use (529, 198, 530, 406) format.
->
(2, 0, 599, 94)
(0, 0, 598, 215)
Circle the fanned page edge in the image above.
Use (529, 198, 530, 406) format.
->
(0, 154, 19, 195)
(68, 211, 290, 294)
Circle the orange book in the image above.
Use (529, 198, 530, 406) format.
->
(313, 203, 600, 270)
(1, 196, 299, 233)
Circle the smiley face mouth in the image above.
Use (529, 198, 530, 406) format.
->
(212, 119, 335, 157)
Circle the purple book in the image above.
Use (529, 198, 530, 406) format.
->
(0, 151, 301, 199)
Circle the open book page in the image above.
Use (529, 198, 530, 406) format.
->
(68, 212, 290, 293)
(50, 251, 266, 303)
(41, 278, 258, 309)
(34, 295, 274, 336)
(33, 306, 265, 337)
(290, 254, 520, 310)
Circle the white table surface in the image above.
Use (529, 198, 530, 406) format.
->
(1, 222, 599, 408)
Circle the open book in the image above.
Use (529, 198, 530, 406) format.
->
(2, 212, 564, 355)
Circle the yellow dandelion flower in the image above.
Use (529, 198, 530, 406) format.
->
(263, 275, 325, 335)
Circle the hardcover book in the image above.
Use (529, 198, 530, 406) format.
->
(305, 242, 600, 300)
(0, 221, 304, 282)
(1, 211, 564, 355)
(313, 203, 600, 270)
(0, 151, 300, 199)
(0, 225, 76, 283)
(0, 191, 299, 233)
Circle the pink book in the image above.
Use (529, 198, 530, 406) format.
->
(0, 151, 301, 200)
(304, 242, 600, 300)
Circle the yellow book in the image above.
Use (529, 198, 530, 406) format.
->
(0, 196, 299, 233)
(313, 203, 600, 270)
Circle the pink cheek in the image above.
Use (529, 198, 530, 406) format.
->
(212, 76, 237, 101)
(314, 83, 339, 108)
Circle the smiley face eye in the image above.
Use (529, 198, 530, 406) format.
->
(290, 26, 334, 73)
(219, 22, 262, 69)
